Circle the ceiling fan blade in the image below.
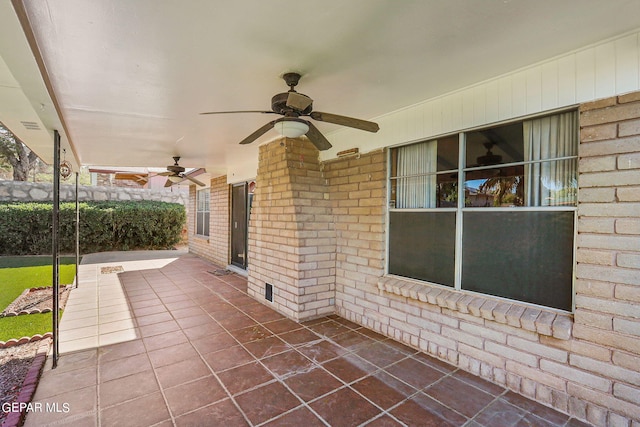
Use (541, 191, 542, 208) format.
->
(200, 110, 276, 115)
(309, 111, 379, 133)
(305, 122, 332, 151)
(184, 175, 206, 186)
(164, 178, 173, 188)
(239, 120, 277, 145)
(286, 92, 313, 111)
(157, 171, 172, 176)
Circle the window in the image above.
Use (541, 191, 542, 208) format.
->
(388, 110, 578, 311)
(196, 188, 210, 236)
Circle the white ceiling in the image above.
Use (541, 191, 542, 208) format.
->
(2, 0, 640, 176)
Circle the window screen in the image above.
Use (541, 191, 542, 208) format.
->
(389, 211, 456, 287)
(461, 211, 574, 311)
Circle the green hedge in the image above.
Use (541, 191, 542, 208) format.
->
(0, 201, 186, 255)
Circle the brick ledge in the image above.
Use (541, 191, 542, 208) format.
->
(378, 276, 572, 340)
(1, 338, 51, 427)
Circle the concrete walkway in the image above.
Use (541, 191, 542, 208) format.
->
(23, 252, 589, 426)
(55, 250, 187, 354)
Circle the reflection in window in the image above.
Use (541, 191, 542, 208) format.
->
(436, 175, 459, 208)
(466, 122, 524, 167)
(390, 135, 458, 209)
(523, 113, 578, 206)
(465, 167, 524, 207)
(465, 111, 577, 208)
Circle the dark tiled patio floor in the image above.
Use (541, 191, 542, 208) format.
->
(26, 254, 590, 426)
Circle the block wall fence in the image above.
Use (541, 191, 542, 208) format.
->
(189, 91, 640, 426)
(0, 180, 188, 205)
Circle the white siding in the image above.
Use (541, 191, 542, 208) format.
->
(324, 30, 640, 158)
(615, 33, 640, 93)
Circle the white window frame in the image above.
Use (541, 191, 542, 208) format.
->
(196, 187, 210, 237)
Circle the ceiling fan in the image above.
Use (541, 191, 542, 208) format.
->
(158, 156, 205, 187)
(200, 72, 380, 151)
(475, 142, 502, 166)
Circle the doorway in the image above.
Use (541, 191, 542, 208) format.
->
(230, 181, 254, 269)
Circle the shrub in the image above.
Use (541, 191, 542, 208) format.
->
(0, 201, 186, 255)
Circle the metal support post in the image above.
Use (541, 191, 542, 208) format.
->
(75, 171, 79, 288)
(52, 130, 60, 368)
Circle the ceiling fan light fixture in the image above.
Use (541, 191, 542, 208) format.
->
(276, 119, 309, 138)
(168, 175, 183, 183)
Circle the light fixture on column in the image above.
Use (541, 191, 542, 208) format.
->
(275, 118, 309, 138)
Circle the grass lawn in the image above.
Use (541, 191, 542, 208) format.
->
(0, 264, 76, 309)
(0, 259, 76, 341)
(0, 255, 77, 269)
(0, 312, 59, 342)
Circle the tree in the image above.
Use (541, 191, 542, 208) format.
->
(478, 175, 524, 207)
(0, 122, 40, 181)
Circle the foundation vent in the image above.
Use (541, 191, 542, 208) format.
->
(265, 283, 273, 302)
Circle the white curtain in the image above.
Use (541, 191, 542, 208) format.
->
(396, 140, 437, 208)
(523, 111, 577, 206)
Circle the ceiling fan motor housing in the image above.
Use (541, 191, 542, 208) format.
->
(167, 164, 185, 174)
(271, 92, 313, 115)
(477, 142, 502, 166)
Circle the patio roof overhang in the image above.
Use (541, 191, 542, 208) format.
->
(1, 0, 640, 179)
(0, 1, 79, 170)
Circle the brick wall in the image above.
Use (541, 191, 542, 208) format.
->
(247, 138, 336, 321)
(331, 92, 640, 425)
(324, 149, 388, 326)
(210, 176, 231, 266)
(572, 92, 640, 424)
(188, 176, 230, 267)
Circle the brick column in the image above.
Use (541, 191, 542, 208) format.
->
(247, 137, 336, 321)
(574, 92, 640, 423)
